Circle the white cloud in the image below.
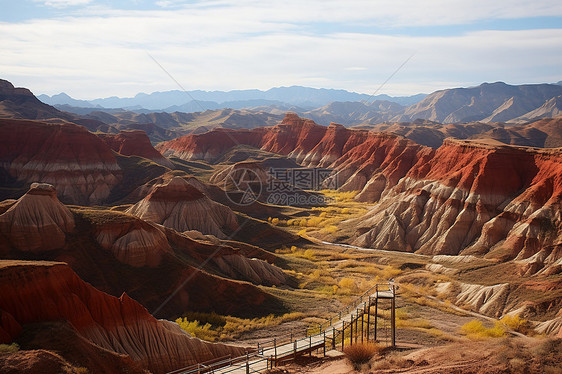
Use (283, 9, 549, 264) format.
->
(122, 0, 562, 28)
(33, 0, 92, 9)
(2, 2, 562, 98)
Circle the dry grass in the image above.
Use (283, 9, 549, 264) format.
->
(460, 319, 505, 339)
(70, 206, 136, 225)
(274, 190, 369, 238)
(371, 353, 414, 371)
(176, 312, 305, 341)
(0, 343, 19, 353)
(500, 314, 530, 334)
(343, 342, 381, 369)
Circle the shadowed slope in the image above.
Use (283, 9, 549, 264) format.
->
(0, 260, 247, 374)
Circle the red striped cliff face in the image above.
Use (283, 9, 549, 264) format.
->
(0, 183, 287, 317)
(0, 260, 246, 374)
(351, 139, 562, 274)
(157, 127, 266, 162)
(329, 132, 430, 201)
(98, 130, 174, 168)
(260, 113, 327, 161)
(0, 119, 121, 205)
(300, 123, 367, 167)
(157, 114, 561, 273)
(126, 176, 239, 239)
(157, 113, 428, 199)
(0, 183, 74, 252)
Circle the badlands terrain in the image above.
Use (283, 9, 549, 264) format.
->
(0, 79, 561, 373)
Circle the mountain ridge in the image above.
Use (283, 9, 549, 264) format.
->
(38, 85, 426, 111)
(35, 81, 562, 129)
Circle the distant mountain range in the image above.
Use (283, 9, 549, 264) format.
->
(396, 82, 562, 124)
(37, 86, 426, 111)
(3, 78, 562, 149)
(37, 82, 562, 127)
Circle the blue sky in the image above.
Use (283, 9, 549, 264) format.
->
(1, 0, 561, 99)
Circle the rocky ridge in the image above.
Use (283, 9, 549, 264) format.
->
(0, 183, 74, 252)
(99, 130, 174, 168)
(0, 119, 122, 204)
(159, 114, 562, 274)
(0, 260, 246, 374)
(126, 176, 239, 238)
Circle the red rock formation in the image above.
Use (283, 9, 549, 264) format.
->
(329, 132, 430, 201)
(127, 176, 239, 238)
(99, 130, 174, 168)
(0, 183, 74, 252)
(156, 114, 562, 273)
(300, 122, 361, 167)
(0, 260, 246, 374)
(0, 183, 287, 319)
(260, 113, 327, 163)
(0, 119, 121, 204)
(350, 139, 562, 274)
(0, 349, 124, 374)
(157, 127, 265, 162)
(95, 218, 171, 268)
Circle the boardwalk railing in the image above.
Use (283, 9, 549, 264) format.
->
(168, 283, 396, 374)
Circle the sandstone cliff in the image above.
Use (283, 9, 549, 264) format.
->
(127, 176, 239, 238)
(0, 260, 246, 374)
(158, 127, 265, 162)
(99, 130, 174, 168)
(0, 183, 287, 317)
(0, 119, 121, 204)
(349, 139, 562, 274)
(0, 79, 73, 121)
(158, 114, 562, 273)
(0, 183, 74, 252)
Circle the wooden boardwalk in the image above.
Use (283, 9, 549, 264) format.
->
(169, 284, 397, 374)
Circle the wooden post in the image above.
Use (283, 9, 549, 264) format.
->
(293, 340, 297, 360)
(342, 322, 345, 350)
(309, 335, 312, 356)
(391, 292, 396, 347)
(323, 331, 326, 356)
(361, 312, 364, 343)
(332, 327, 336, 350)
(274, 338, 277, 367)
(366, 296, 371, 342)
(246, 354, 249, 374)
(355, 310, 359, 343)
(350, 315, 353, 345)
(374, 297, 378, 341)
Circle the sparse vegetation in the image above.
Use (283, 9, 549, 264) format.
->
(460, 319, 505, 339)
(0, 343, 19, 353)
(271, 190, 369, 238)
(275, 246, 317, 261)
(343, 342, 381, 370)
(176, 312, 305, 341)
(370, 352, 414, 371)
(499, 314, 529, 333)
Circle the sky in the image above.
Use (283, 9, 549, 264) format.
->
(1, 0, 562, 99)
